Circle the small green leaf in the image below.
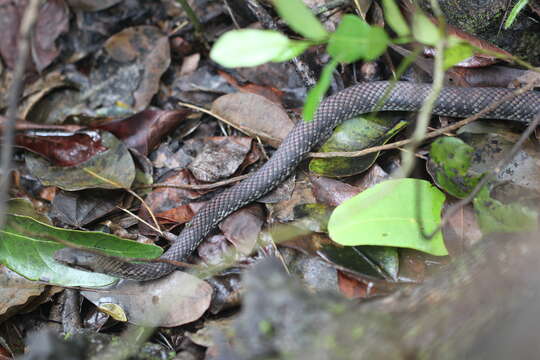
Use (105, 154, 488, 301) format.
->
(271, 40, 311, 62)
(328, 179, 447, 256)
(309, 114, 408, 177)
(327, 15, 389, 63)
(443, 41, 474, 69)
(412, 11, 440, 46)
(0, 214, 162, 286)
(381, 0, 410, 37)
(303, 59, 338, 122)
(272, 0, 328, 41)
(428, 136, 480, 198)
(210, 30, 292, 68)
(474, 186, 538, 234)
(504, 0, 529, 29)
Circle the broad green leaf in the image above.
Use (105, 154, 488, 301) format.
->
(303, 59, 338, 121)
(309, 114, 408, 177)
(428, 137, 480, 198)
(271, 40, 311, 62)
(504, 0, 529, 29)
(328, 179, 448, 256)
(381, 0, 410, 37)
(443, 42, 474, 69)
(327, 15, 389, 63)
(210, 30, 292, 67)
(0, 214, 162, 287)
(272, 0, 328, 41)
(412, 11, 440, 46)
(473, 186, 537, 234)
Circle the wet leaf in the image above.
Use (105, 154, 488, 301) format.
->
(0, 214, 162, 287)
(309, 114, 407, 177)
(25, 131, 135, 191)
(81, 271, 212, 327)
(16, 130, 108, 167)
(329, 179, 447, 256)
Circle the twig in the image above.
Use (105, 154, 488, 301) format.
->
(175, 0, 207, 48)
(138, 173, 250, 191)
(0, 0, 41, 229)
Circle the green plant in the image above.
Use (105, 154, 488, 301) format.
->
(210, 0, 472, 122)
(504, 0, 529, 29)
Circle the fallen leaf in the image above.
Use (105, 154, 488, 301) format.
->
(81, 271, 212, 327)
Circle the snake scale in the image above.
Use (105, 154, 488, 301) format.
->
(54, 81, 540, 280)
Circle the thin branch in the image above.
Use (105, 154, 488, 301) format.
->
(0, 0, 41, 229)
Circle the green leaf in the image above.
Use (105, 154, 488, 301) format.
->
(381, 0, 410, 37)
(473, 186, 538, 234)
(271, 40, 311, 62)
(504, 0, 529, 29)
(328, 179, 448, 256)
(412, 10, 440, 46)
(303, 59, 338, 122)
(309, 114, 408, 177)
(428, 136, 480, 198)
(272, 0, 328, 41)
(443, 41, 474, 70)
(0, 214, 162, 286)
(210, 30, 292, 67)
(327, 15, 389, 63)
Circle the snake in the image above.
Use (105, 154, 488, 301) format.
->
(54, 81, 540, 281)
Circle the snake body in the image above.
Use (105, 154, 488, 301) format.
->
(55, 81, 540, 280)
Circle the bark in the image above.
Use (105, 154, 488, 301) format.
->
(227, 232, 540, 359)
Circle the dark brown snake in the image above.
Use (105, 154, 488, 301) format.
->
(54, 81, 540, 280)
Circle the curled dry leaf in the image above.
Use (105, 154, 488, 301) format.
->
(211, 92, 294, 148)
(93, 109, 193, 155)
(81, 271, 212, 327)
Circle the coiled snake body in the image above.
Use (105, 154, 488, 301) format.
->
(55, 81, 540, 280)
